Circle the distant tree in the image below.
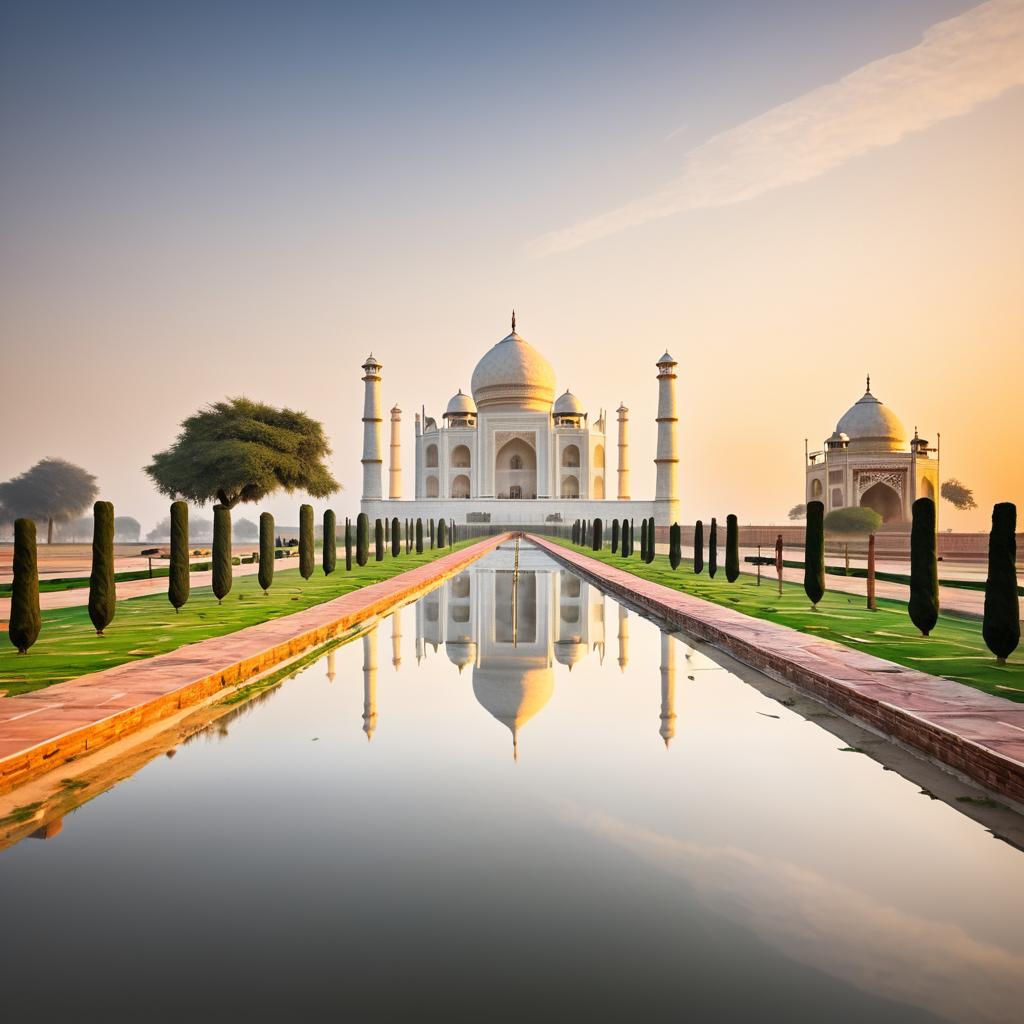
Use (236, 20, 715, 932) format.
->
(212, 506, 233, 603)
(113, 516, 141, 543)
(611, 519, 620, 554)
(298, 505, 314, 579)
(803, 501, 825, 610)
(88, 501, 116, 634)
(391, 517, 400, 558)
(415, 518, 424, 554)
(169, 501, 190, 611)
(145, 397, 339, 510)
(788, 504, 807, 521)
(572, 520, 579, 545)
(592, 519, 603, 551)
(55, 515, 93, 542)
(983, 503, 1020, 664)
(9, 519, 41, 653)
(429, 518, 435, 549)
(708, 518, 718, 579)
(259, 512, 275, 593)
(669, 523, 681, 570)
(725, 515, 740, 582)
(941, 479, 977, 511)
(234, 517, 259, 541)
(0, 458, 98, 544)
(825, 507, 883, 576)
(909, 498, 939, 636)
(146, 513, 212, 542)
(323, 509, 337, 575)
(693, 520, 704, 574)
(375, 518, 385, 561)
(356, 513, 369, 567)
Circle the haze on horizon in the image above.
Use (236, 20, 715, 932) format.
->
(1, 0, 1021, 532)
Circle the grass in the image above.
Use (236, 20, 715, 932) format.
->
(0, 542, 474, 696)
(779, 559, 1023, 596)
(550, 540, 1023, 703)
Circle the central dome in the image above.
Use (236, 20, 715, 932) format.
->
(471, 330, 556, 412)
(836, 386, 907, 452)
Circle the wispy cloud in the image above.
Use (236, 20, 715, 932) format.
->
(531, 0, 1024, 256)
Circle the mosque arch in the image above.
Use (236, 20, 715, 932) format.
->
(452, 444, 471, 468)
(860, 481, 903, 523)
(561, 474, 580, 498)
(495, 438, 537, 500)
(810, 478, 823, 499)
(452, 474, 471, 499)
(561, 444, 580, 468)
(425, 444, 438, 468)
(425, 475, 439, 498)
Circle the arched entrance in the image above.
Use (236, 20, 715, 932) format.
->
(496, 438, 537, 499)
(860, 482, 903, 523)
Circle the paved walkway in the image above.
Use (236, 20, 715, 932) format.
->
(532, 535, 1024, 806)
(0, 534, 509, 794)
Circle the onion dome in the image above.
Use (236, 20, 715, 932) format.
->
(835, 378, 907, 452)
(444, 389, 477, 418)
(445, 637, 477, 673)
(553, 390, 585, 416)
(554, 638, 587, 669)
(472, 666, 554, 761)
(471, 325, 556, 412)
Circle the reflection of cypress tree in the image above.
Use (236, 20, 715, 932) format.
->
(345, 517, 352, 570)
(299, 504, 314, 579)
(9, 518, 40, 653)
(323, 509, 336, 575)
(391, 517, 400, 557)
(908, 497, 939, 636)
(415, 518, 423, 553)
(212, 505, 233, 604)
(725, 514, 740, 582)
(803, 502, 824, 609)
(89, 500, 116, 632)
(356, 513, 369, 567)
(693, 520, 704, 574)
(259, 512, 274, 593)
(983, 502, 1020, 664)
(669, 522, 681, 570)
(438, 518, 448, 547)
(611, 519, 620, 553)
(708, 518, 718, 579)
(592, 519, 603, 551)
(375, 518, 385, 561)
(169, 501, 190, 610)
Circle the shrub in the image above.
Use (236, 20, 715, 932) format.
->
(669, 523, 681, 570)
(725, 514, 739, 583)
(345, 517, 353, 571)
(391, 516, 400, 557)
(375, 518, 385, 561)
(212, 505, 233, 603)
(909, 497, 939, 636)
(693, 520, 704, 574)
(803, 501, 824, 609)
(9, 518, 40, 653)
(592, 519, 603, 551)
(299, 504, 315, 579)
(323, 509, 336, 575)
(89, 500, 116, 633)
(983, 502, 1020, 664)
(708, 518, 718, 579)
(169, 501, 190, 610)
(356, 513, 369, 566)
(259, 512, 274, 593)
(416, 518, 424, 553)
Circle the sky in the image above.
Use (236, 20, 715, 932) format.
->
(1, 0, 1022, 532)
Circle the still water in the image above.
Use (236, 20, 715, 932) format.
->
(1, 542, 1023, 1023)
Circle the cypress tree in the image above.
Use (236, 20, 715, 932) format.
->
(693, 520, 704, 574)
(345, 517, 353, 571)
(983, 502, 1020, 664)
(356, 512, 369, 567)
(88, 500, 116, 633)
(212, 504, 233, 604)
(572, 520, 579, 545)
(593, 519, 603, 551)
(375, 518, 385, 561)
(299, 504, 314, 579)
(391, 517, 401, 557)
(438, 518, 448, 547)
(640, 519, 648, 561)
(416, 518, 424, 553)
(621, 519, 631, 558)
(908, 497, 939, 637)
(611, 519, 620, 554)
(725, 514, 740, 583)
(323, 509, 337, 575)
(708, 518, 719, 579)
(169, 500, 190, 610)
(646, 519, 657, 563)
(669, 522, 681, 570)
(803, 501, 824, 609)
(259, 511, 274, 593)
(429, 518, 435, 549)
(9, 518, 41, 653)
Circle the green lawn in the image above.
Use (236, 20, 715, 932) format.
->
(551, 539, 1023, 703)
(0, 542, 473, 697)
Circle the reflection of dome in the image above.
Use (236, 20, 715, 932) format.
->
(445, 638, 477, 673)
(473, 666, 554, 759)
(445, 389, 477, 417)
(471, 330, 556, 412)
(553, 390, 584, 416)
(554, 639, 587, 669)
(836, 384, 906, 452)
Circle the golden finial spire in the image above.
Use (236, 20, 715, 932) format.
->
(511, 309, 516, 332)
(866, 373, 871, 393)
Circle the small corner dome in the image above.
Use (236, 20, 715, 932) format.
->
(553, 390, 585, 416)
(445, 389, 477, 417)
(836, 386, 906, 452)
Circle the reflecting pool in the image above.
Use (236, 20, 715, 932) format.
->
(1, 541, 1023, 1023)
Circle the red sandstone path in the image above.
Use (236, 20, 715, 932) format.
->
(0, 535, 510, 794)
(531, 535, 1024, 807)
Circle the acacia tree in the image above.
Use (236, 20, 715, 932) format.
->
(788, 504, 807, 521)
(145, 397, 339, 510)
(0, 458, 98, 544)
(941, 479, 977, 512)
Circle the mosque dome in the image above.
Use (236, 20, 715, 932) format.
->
(471, 328, 556, 413)
(554, 639, 587, 669)
(553, 390, 585, 416)
(472, 665, 554, 759)
(835, 381, 907, 452)
(444, 389, 477, 418)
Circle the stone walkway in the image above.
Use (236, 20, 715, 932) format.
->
(532, 535, 1024, 806)
(0, 534, 509, 794)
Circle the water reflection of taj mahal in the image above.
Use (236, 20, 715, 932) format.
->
(357, 544, 679, 759)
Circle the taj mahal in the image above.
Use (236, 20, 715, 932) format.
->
(358, 315, 681, 527)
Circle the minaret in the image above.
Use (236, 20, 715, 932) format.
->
(659, 630, 677, 748)
(361, 354, 383, 501)
(362, 627, 378, 741)
(391, 610, 402, 669)
(616, 403, 630, 500)
(389, 404, 402, 499)
(655, 352, 680, 519)
(617, 603, 629, 672)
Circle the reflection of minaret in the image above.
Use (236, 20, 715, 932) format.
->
(326, 649, 337, 682)
(659, 630, 677, 748)
(391, 611, 402, 669)
(362, 628, 378, 741)
(617, 604, 629, 672)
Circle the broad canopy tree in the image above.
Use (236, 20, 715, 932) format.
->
(145, 398, 339, 510)
(941, 479, 977, 511)
(0, 458, 98, 543)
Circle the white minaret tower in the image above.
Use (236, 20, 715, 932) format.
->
(616, 402, 630, 500)
(654, 351, 680, 519)
(389, 404, 402, 499)
(361, 354, 383, 501)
